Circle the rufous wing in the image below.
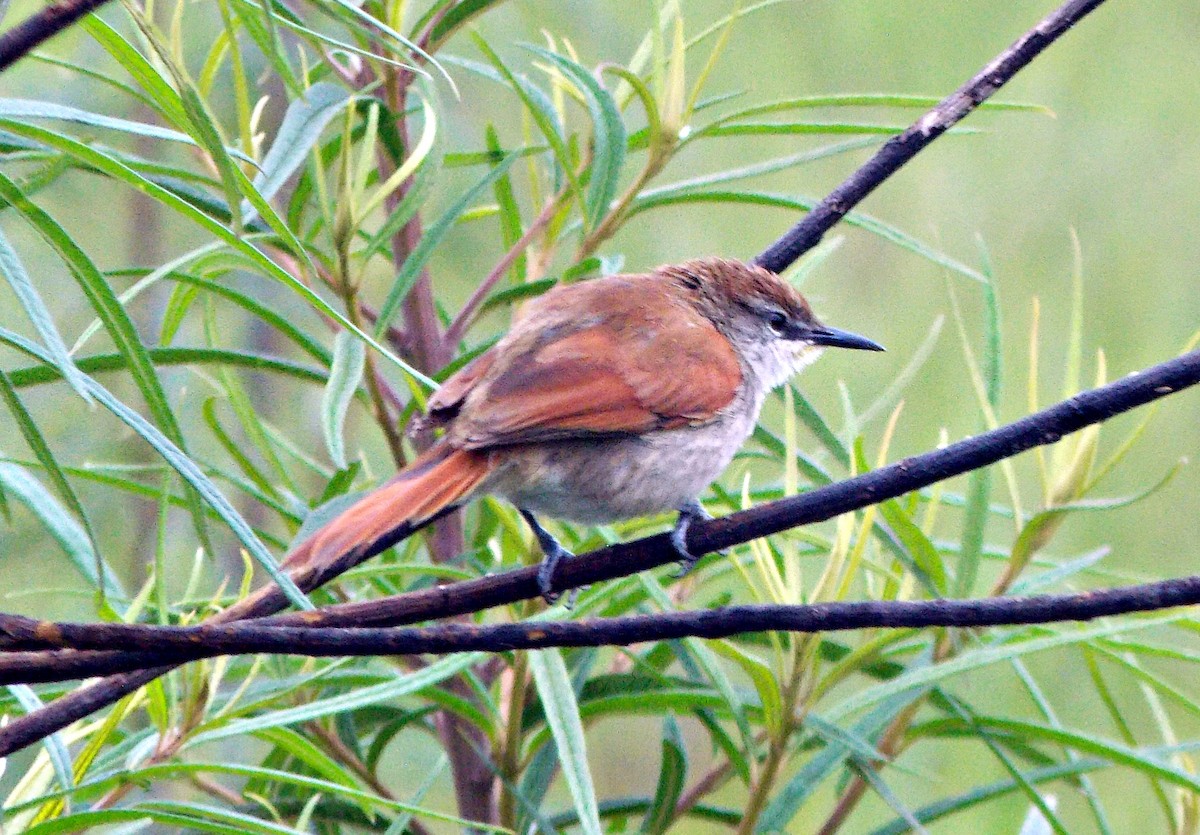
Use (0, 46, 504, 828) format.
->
(443, 281, 743, 448)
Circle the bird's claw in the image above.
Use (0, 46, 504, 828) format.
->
(670, 500, 724, 577)
(535, 544, 575, 606)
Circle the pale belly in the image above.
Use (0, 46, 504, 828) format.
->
(485, 411, 756, 524)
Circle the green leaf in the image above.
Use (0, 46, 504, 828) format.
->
(0, 97, 212, 150)
(530, 649, 603, 835)
(425, 0, 507, 47)
(0, 459, 125, 596)
(827, 612, 1190, 727)
(81, 16, 188, 126)
(452, 47, 578, 199)
(956, 253, 1002, 597)
(321, 331, 365, 469)
(375, 151, 519, 334)
(0, 370, 101, 588)
(1010, 462, 1182, 579)
(641, 714, 687, 834)
(0, 326, 312, 610)
(699, 120, 949, 138)
(0, 227, 90, 401)
(188, 653, 485, 742)
(250, 81, 354, 212)
(628, 189, 987, 284)
(757, 686, 928, 831)
(6, 685, 73, 802)
(8, 346, 329, 391)
(525, 46, 627, 231)
(704, 93, 1051, 129)
(709, 639, 783, 734)
(0, 169, 214, 554)
(0, 118, 435, 391)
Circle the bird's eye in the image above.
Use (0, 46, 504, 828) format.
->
(765, 310, 788, 333)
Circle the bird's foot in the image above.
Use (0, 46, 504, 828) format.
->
(522, 509, 576, 605)
(671, 499, 722, 577)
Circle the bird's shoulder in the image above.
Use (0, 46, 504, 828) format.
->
(430, 273, 744, 447)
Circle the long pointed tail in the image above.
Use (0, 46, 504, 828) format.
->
(0, 443, 495, 760)
(224, 443, 493, 621)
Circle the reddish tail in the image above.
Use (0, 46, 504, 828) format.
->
(222, 444, 492, 621)
(285, 443, 493, 570)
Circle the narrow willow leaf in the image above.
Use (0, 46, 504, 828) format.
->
(321, 331, 365, 469)
(250, 81, 353, 212)
(957, 250, 1002, 596)
(698, 120, 938, 138)
(159, 281, 200, 345)
(1010, 462, 1182, 579)
(8, 346, 329, 390)
(10, 760, 501, 831)
(707, 94, 1051, 128)
(160, 271, 332, 364)
(0, 170, 213, 552)
(709, 639, 783, 734)
(826, 612, 1189, 726)
(1008, 547, 1110, 597)
(358, 95, 437, 221)
(641, 714, 687, 835)
(0, 326, 312, 610)
(0, 119, 435, 391)
(5, 686, 73, 804)
(628, 189, 987, 284)
(452, 48, 577, 198)
(0, 371, 99, 578)
(425, 0, 507, 47)
(375, 152, 518, 334)
(189, 653, 484, 742)
(757, 686, 929, 831)
(0, 227, 90, 400)
(526, 46, 626, 231)
(867, 748, 1200, 835)
(850, 760, 928, 835)
(71, 240, 228, 355)
(529, 649, 603, 835)
(0, 460, 124, 595)
(0, 98, 213, 151)
(875, 498, 947, 596)
(81, 16, 188, 126)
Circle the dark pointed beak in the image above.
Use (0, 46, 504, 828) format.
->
(807, 325, 885, 352)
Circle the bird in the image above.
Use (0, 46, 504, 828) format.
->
(272, 257, 883, 604)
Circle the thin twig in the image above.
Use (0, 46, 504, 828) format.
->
(3, 572, 1200, 676)
(754, 0, 1109, 274)
(441, 190, 565, 350)
(1, 349, 1198, 686)
(0, 0, 111, 71)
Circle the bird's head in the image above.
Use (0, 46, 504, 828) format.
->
(662, 257, 884, 387)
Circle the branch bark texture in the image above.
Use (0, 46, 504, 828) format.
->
(4, 574, 1200, 680)
(0, 350, 1196, 702)
(754, 0, 1108, 273)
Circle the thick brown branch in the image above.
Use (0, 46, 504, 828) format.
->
(754, 0, 1109, 274)
(3, 575, 1200, 681)
(1, 349, 1197, 691)
(0, 0, 111, 72)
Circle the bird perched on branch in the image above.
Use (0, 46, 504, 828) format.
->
(276, 257, 883, 603)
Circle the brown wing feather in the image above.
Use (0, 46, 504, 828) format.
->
(443, 276, 743, 448)
(427, 350, 498, 421)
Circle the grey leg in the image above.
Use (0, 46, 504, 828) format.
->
(521, 509, 573, 604)
(671, 498, 715, 576)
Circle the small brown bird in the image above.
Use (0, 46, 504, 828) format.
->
(278, 257, 883, 602)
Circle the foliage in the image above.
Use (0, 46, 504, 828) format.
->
(0, 1, 1195, 833)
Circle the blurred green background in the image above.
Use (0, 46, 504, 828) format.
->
(0, 0, 1197, 830)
